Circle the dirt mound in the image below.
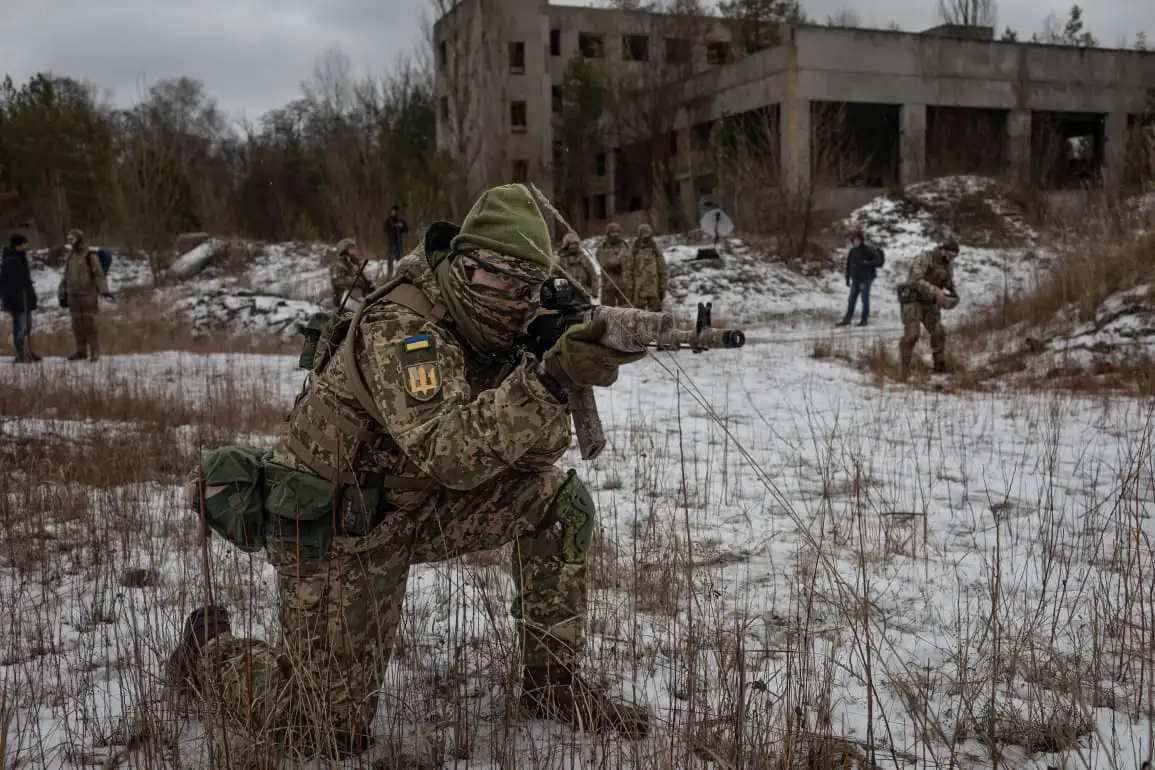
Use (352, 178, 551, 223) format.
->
(837, 175, 1038, 250)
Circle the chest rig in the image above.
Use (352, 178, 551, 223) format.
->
(283, 279, 447, 491)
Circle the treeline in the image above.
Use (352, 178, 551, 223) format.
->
(0, 51, 446, 251)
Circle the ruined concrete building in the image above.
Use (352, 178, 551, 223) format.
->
(433, 0, 1155, 234)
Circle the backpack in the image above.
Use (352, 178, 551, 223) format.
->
(87, 248, 113, 278)
(871, 245, 885, 269)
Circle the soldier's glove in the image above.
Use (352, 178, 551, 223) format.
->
(935, 291, 951, 308)
(542, 318, 646, 389)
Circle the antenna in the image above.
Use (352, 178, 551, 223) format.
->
(695, 206, 734, 261)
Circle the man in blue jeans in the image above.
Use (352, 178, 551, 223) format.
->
(836, 229, 884, 327)
(0, 233, 41, 363)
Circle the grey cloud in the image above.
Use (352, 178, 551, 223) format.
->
(0, 0, 429, 122)
(1, 0, 1150, 125)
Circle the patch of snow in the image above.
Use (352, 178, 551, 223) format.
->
(3, 337, 1155, 768)
(171, 289, 322, 339)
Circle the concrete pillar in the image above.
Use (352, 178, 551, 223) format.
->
(1006, 109, 1031, 187)
(606, 147, 618, 216)
(1102, 111, 1128, 188)
(780, 96, 811, 192)
(900, 104, 926, 187)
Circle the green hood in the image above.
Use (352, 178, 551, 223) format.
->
(449, 184, 552, 273)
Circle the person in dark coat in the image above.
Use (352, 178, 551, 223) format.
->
(0, 233, 42, 363)
(837, 229, 884, 327)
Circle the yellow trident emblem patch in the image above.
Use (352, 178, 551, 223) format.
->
(404, 362, 441, 401)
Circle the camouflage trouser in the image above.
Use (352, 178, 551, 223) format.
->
(599, 274, 625, 307)
(898, 301, 945, 366)
(634, 295, 662, 313)
(67, 294, 99, 356)
(193, 465, 580, 758)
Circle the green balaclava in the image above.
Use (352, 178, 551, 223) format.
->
(430, 184, 553, 355)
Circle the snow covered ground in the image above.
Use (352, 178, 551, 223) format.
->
(3, 177, 1153, 768)
(2, 322, 1155, 769)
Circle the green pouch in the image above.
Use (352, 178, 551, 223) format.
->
(336, 481, 383, 537)
(264, 464, 338, 560)
(192, 445, 269, 553)
(298, 311, 334, 370)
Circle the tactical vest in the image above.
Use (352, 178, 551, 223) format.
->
(281, 280, 447, 492)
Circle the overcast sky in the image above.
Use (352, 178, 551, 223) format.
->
(1, 0, 1150, 123)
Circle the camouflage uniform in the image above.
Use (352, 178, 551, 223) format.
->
(595, 222, 629, 307)
(329, 237, 374, 309)
(553, 232, 599, 304)
(896, 242, 960, 372)
(56, 228, 109, 361)
(175, 185, 650, 761)
(623, 224, 668, 312)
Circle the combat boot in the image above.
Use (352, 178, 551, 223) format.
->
(521, 665, 651, 739)
(163, 605, 232, 699)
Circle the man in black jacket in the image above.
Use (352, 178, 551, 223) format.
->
(837, 229, 884, 327)
(0, 233, 41, 363)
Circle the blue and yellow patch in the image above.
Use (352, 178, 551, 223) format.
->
(403, 335, 431, 352)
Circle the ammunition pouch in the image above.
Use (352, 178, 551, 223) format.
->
(538, 469, 596, 565)
(263, 462, 396, 560)
(190, 444, 271, 554)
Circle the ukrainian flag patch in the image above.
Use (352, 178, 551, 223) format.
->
(404, 335, 431, 352)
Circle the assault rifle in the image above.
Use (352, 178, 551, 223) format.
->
(521, 277, 746, 461)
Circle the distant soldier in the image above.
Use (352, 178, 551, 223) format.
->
(553, 232, 599, 304)
(624, 223, 668, 312)
(595, 222, 629, 307)
(57, 228, 113, 362)
(329, 237, 374, 311)
(896, 240, 960, 373)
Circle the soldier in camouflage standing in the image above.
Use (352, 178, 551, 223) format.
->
(896, 240, 960, 373)
(57, 229, 112, 362)
(595, 222, 629, 307)
(553, 232, 599, 304)
(624, 223, 669, 312)
(329, 237, 374, 311)
(171, 184, 652, 761)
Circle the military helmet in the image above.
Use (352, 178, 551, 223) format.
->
(605, 222, 622, 236)
(562, 232, 580, 247)
(67, 228, 84, 242)
(336, 237, 356, 255)
(637, 223, 653, 237)
(941, 239, 960, 254)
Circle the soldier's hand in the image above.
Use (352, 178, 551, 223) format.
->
(542, 318, 646, 389)
(936, 290, 950, 308)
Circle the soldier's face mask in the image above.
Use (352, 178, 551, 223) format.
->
(451, 250, 545, 351)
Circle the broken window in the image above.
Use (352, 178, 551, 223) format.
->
(510, 101, 527, 132)
(509, 42, 526, 74)
(669, 131, 679, 155)
(579, 33, 604, 58)
(438, 41, 447, 68)
(691, 121, 714, 150)
(926, 106, 1008, 177)
(551, 85, 562, 114)
(665, 37, 691, 64)
(594, 152, 607, 175)
(706, 41, 730, 65)
(593, 194, 608, 219)
(622, 34, 650, 61)
(810, 101, 901, 188)
(1030, 111, 1106, 189)
(512, 159, 528, 182)
(550, 29, 561, 56)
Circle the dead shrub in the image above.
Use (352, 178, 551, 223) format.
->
(25, 297, 297, 357)
(956, 227, 1155, 345)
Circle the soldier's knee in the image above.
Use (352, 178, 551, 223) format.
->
(538, 469, 596, 565)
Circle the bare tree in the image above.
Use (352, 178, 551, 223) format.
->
(712, 104, 870, 261)
(825, 8, 862, 27)
(937, 0, 997, 27)
(424, 0, 511, 219)
(602, 0, 718, 231)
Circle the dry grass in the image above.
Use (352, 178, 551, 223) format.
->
(20, 296, 297, 358)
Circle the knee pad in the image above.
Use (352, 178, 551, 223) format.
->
(544, 469, 596, 564)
